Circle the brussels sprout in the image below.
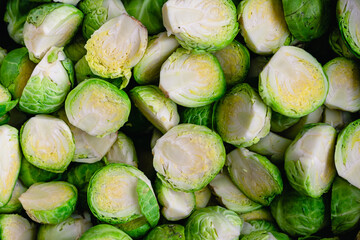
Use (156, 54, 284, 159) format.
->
(215, 83, 271, 147)
(270, 112, 300, 133)
(23, 3, 84, 62)
(238, 0, 292, 55)
(104, 132, 138, 167)
(19, 47, 74, 114)
(84, 14, 147, 80)
(249, 132, 292, 164)
(19, 157, 62, 188)
(64, 34, 87, 63)
(322, 107, 353, 131)
(19, 181, 78, 224)
(329, 28, 356, 59)
(150, 128, 162, 149)
(79, 0, 127, 39)
(241, 220, 278, 236)
(185, 206, 243, 240)
(283, 105, 324, 139)
(0, 84, 18, 116)
(79, 224, 132, 240)
(285, 123, 337, 198)
(213, 40, 250, 86)
(0, 48, 6, 66)
(0, 125, 21, 207)
(0, 47, 35, 99)
(226, 148, 283, 206)
(240, 208, 274, 222)
(65, 79, 131, 137)
(209, 170, 262, 214)
(331, 177, 360, 234)
(4, 0, 38, 45)
(129, 85, 180, 134)
(87, 164, 160, 232)
(260, 46, 328, 118)
(194, 186, 212, 209)
(145, 224, 185, 240)
(337, 0, 360, 58)
(334, 119, 360, 188)
(0, 214, 37, 240)
(153, 123, 226, 192)
(282, 0, 331, 42)
(37, 212, 93, 240)
(270, 189, 326, 236)
(116, 216, 152, 239)
(134, 32, 179, 85)
(155, 177, 196, 221)
(20, 115, 75, 173)
(323, 57, 360, 112)
(159, 48, 226, 108)
(163, 0, 238, 51)
(0, 180, 27, 214)
(179, 103, 216, 130)
(241, 230, 291, 240)
(0, 113, 10, 126)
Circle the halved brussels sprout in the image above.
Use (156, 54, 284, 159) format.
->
(19, 157, 61, 188)
(79, 0, 127, 39)
(270, 189, 326, 236)
(226, 148, 283, 206)
(185, 206, 243, 240)
(23, 3, 84, 62)
(145, 224, 185, 240)
(179, 103, 216, 130)
(334, 119, 360, 188)
(270, 112, 300, 133)
(240, 208, 274, 222)
(241, 220, 278, 237)
(209, 170, 262, 214)
(19, 181, 78, 224)
(337, 0, 360, 58)
(163, 0, 238, 51)
(130, 85, 180, 133)
(116, 216, 152, 239)
(65, 78, 131, 137)
(0, 214, 37, 240)
(0, 84, 18, 117)
(64, 33, 87, 63)
(238, 0, 292, 55)
(329, 28, 356, 59)
(155, 177, 196, 221)
(20, 115, 75, 173)
(87, 164, 160, 231)
(331, 177, 360, 234)
(194, 186, 211, 209)
(213, 40, 250, 86)
(259, 46, 328, 118)
(134, 32, 179, 85)
(159, 48, 226, 108)
(0, 180, 26, 214)
(104, 132, 138, 167)
(19, 47, 74, 114)
(285, 123, 337, 198)
(153, 123, 226, 192)
(324, 57, 360, 112)
(0, 47, 35, 99)
(37, 212, 93, 240)
(0, 125, 21, 207)
(322, 107, 353, 131)
(249, 132, 292, 164)
(282, 0, 331, 42)
(79, 224, 132, 240)
(84, 14, 147, 80)
(241, 230, 291, 240)
(215, 83, 271, 147)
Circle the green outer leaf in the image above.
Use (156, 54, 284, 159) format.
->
(270, 111, 300, 133)
(61, 55, 75, 88)
(78, 0, 104, 14)
(179, 103, 216, 130)
(79, 224, 132, 240)
(241, 230, 291, 240)
(145, 224, 185, 240)
(136, 179, 160, 227)
(117, 216, 151, 238)
(0, 99, 18, 116)
(0, 114, 10, 126)
(81, 7, 108, 40)
(26, 3, 63, 27)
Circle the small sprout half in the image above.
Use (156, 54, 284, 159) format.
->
(241, 230, 291, 240)
(153, 123, 226, 192)
(259, 46, 328, 118)
(160, 48, 226, 108)
(0, 84, 18, 116)
(194, 186, 212, 209)
(0, 125, 21, 207)
(185, 206, 243, 240)
(270, 111, 300, 133)
(329, 27, 356, 59)
(0, 214, 37, 240)
(19, 181, 78, 224)
(84, 14, 148, 80)
(215, 83, 271, 147)
(65, 78, 131, 137)
(226, 148, 283, 206)
(145, 224, 185, 240)
(20, 115, 75, 173)
(334, 119, 360, 189)
(104, 132, 138, 167)
(163, 0, 239, 51)
(0, 180, 27, 214)
(79, 224, 132, 240)
(240, 221, 278, 237)
(322, 107, 353, 131)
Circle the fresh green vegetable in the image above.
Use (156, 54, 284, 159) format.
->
(79, 224, 132, 240)
(194, 186, 211, 209)
(0, 180, 26, 214)
(145, 224, 185, 240)
(241, 220, 278, 237)
(241, 230, 291, 240)
(0, 214, 37, 240)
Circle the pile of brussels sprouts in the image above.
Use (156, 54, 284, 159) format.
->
(0, 0, 360, 239)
